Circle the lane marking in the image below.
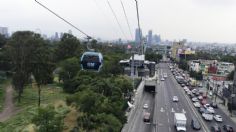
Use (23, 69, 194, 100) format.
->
(182, 109, 186, 114)
(169, 127, 171, 132)
(168, 118, 170, 123)
(171, 108, 175, 113)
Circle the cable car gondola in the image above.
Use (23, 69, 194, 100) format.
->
(81, 51, 103, 72)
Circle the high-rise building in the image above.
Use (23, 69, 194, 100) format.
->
(153, 34, 161, 44)
(0, 27, 8, 37)
(147, 30, 152, 45)
(135, 28, 142, 45)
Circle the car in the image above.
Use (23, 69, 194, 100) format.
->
(199, 107, 205, 113)
(211, 102, 218, 108)
(223, 125, 234, 132)
(194, 102, 201, 108)
(195, 92, 200, 96)
(214, 115, 222, 122)
(173, 96, 179, 102)
(191, 118, 201, 130)
(204, 104, 210, 108)
(198, 95, 203, 100)
(201, 99, 207, 105)
(206, 107, 215, 114)
(143, 103, 148, 109)
(161, 77, 165, 81)
(181, 83, 185, 87)
(211, 125, 221, 132)
(192, 97, 199, 102)
(202, 113, 213, 121)
(143, 112, 151, 122)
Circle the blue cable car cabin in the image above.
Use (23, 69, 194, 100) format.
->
(81, 52, 103, 72)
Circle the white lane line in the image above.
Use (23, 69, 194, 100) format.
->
(168, 118, 170, 123)
(160, 107, 165, 112)
(169, 127, 171, 132)
(171, 108, 175, 113)
(182, 109, 186, 114)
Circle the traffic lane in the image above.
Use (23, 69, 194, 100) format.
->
(204, 98, 236, 130)
(166, 65, 209, 132)
(167, 75, 205, 132)
(129, 91, 155, 132)
(155, 80, 173, 132)
(164, 67, 198, 132)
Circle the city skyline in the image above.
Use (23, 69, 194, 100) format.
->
(1, 0, 236, 43)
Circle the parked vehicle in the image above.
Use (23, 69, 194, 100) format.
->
(199, 107, 205, 113)
(174, 113, 187, 131)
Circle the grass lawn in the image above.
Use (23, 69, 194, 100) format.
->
(0, 80, 10, 112)
(0, 83, 72, 132)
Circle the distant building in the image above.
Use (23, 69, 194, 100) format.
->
(171, 41, 184, 59)
(147, 30, 152, 45)
(153, 34, 161, 44)
(135, 28, 142, 45)
(0, 27, 8, 37)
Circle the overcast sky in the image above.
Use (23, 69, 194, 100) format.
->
(1, 0, 236, 43)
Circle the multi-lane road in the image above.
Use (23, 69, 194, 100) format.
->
(122, 63, 236, 132)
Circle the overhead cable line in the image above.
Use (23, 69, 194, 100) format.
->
(120, 0, 134, 40)
(107, 0, 128, 40)
(92, 0, 120, 37)
(35, 0, 92, 39)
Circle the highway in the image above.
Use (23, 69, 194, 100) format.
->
(122, 80, 155, 132)
(123, 62, 236, 132)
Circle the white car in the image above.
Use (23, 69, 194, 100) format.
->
(206, 107, 215, 114)
(192, 97, 199, 102)
(202, 113, 213, 121)
(173, 96, 179, 102)
(143, 103, 148, 109)
(214, 115, 223, 122)
(193, 102, 201, 108)
(161, 77, 165, 81)
(198, 96, 203, 100)
(204, 104, 210, 108)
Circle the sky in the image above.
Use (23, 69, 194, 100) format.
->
(1, 0, 236, 43)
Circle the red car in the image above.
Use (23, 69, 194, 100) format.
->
(201, 99, 207, 105)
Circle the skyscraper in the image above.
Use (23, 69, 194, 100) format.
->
(153, 34, 161, 44)
(147, 30, 152, 45)
(0, 27, 8, 37)
(135, 28, 142, 45)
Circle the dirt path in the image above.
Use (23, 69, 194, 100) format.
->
(0, 85, 15, 122)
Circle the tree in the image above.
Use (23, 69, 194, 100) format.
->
(59, 57, 80, 82)
(32, 106, 64, 132)
(145, 53, 163, 63)
(228, 70, 234, 80)
(31, 44, 55, 106)
(55, 34, 80, 62)
(178, 60, 188, 71)
(0, 34, 7, 48)
(6, 31, 37, 102)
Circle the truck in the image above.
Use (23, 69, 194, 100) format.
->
(174, 113, 187, 131)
